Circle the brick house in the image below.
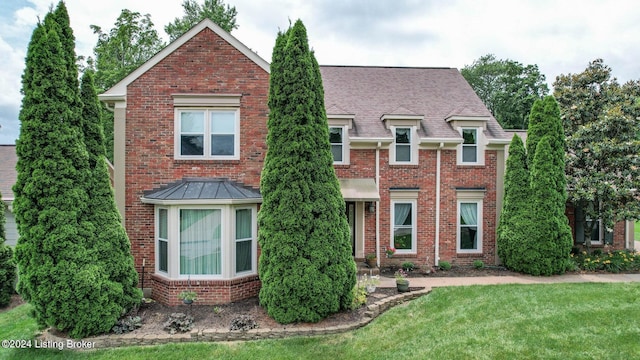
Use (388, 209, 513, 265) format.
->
(99, 20, 634, 305)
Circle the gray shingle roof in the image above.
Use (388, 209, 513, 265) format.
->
(143, 178, 261, 201)
(0, 145, 17, 201)
(320, 66, 508, 140)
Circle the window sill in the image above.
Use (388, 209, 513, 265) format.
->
(173, 159, 241, 165)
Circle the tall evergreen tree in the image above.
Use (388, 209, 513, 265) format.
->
(14, 5, 137, 338)
(526, 96, 565, 172)
(497, 134, 529, 267)
(0, 195, 16, 307)
(526, 137, 573, 275)
(80, 70, 141, 311)
(258, 20, 356, 324)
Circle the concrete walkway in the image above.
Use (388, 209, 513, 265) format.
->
(378, 273, 640, 288)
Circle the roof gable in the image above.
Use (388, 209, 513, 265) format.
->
(99, 18, 270, 102)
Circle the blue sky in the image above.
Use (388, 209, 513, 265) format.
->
(1, 0, 639, 144)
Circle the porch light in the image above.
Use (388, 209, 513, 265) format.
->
(367, 202, 375, 213)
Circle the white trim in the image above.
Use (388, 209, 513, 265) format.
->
(155, 204, 259, 280)
(457, 199, 483, 254)
(390, 198, 418, 254)
(329, 125, 349, 165)
(99, 19, 269, 100)
(174, 108, 241, 160)
(390, 126, 418, 165)
(457, 127, 484, 166)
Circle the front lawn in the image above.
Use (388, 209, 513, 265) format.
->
(2, 283, 639, 359)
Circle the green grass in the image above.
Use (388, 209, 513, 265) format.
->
(2, 283, 640, 359)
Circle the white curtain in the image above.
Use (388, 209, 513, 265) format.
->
(460, 203, 477, 226)
(180, 209, 221, 275)
(235, 209, 252, 273)
(394, 203, 411, 226)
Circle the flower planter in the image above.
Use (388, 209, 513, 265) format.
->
(183, 299, 193, 305)
(366, 284, 376, 293)
(366, 257, 377, 268)
(396, 279, 410, 293)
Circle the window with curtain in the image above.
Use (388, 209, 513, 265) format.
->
(235, 208, 253, 273)
(329, 126, 344, 163)
(459, 202, 478, 250)
(393, 202, 413, 250)
(395, 127, 411, 162)
(462, 128, 478, 163)
(158, 208, 168, 273)
(180, 209, 221, 275)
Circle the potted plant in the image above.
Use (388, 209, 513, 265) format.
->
(365, 253, 377, 268)
(385, 247, 396, 258)
(178, 290, 198, 305)
(360, 274, 380, 293)
(394, 269, 410, 292)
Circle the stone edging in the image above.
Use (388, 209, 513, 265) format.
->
(39, 288, 431, 350)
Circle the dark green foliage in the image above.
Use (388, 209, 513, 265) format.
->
(497, 135, 529, 266)
(165, 0, 238, 41)
(258, 20, 356, 324)
(439, 261, 452, 270)
(80, 70, 141, 312)
(526, 96, 565, 171)
(511, 138, 572, 275)
(461, 54, 549, 129)
(0, 197, 16, 307)
(13, 3, 139, 338)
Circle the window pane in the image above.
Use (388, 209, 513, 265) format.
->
(394, 228, 412, 250)
(462, 145, 477, 162)
(211, 134, 235, 155)
(460, 203, 478, 225)
(181, 135, 204, 155)
(181, 112, 204, 132)
(395, 128, 410, 144)
(331, 144, 343, 162)
(159, 209, 168, 239)
(329, 127, 342, 143)
(236, 209, 252, 239)
(236, 240, 252, 272)
(158, 240, 168, 272)
(394, 203, 412, 226)
(210, 112, 236, 133)
(180, 209, 221, 275)
(396, 144, 411, 162)
(463, 129, 476, 144)
(460, 226, 477, 250)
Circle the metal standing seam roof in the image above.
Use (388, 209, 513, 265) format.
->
(142, 178, 261, 202)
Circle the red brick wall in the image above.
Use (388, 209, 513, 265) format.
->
(123, 28, 269, 303)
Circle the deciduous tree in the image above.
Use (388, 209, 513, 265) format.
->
(258, 20, 356, 324)
(554, 59, 640, 250)
(461, 54, 549, 129)
(165, 0, 238, 41)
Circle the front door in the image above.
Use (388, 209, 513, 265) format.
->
(346, 202, 356, 256)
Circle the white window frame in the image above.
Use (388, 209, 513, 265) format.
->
(174, 108, 240, 160)
(233, 207, 257, 276)
(457, 199, 483, 254)
(457, 127, 484, 165)
(390, 199, 417, 254)
(156, 207, 169, 274)
(329, 125, 349, 165)
(390, 126, 418, 165)
(155, 204, 257, 280)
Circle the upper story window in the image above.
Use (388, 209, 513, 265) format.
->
(382, 114, 422, 166)
(462, 128, 478, 163)
(173, 93, 242, 160)
(177, 109, 239, 159)
(394, 128, 412, 162)
(329, 126, 346, 164)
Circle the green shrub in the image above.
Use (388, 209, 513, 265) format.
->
(163, 313, 194, 334)
(402, 261, 415, 271)
(473, 260, 485, 269)
(439, 261, 452, 271)
(0, 245, 16, 307)
(350, 285, 367, 310)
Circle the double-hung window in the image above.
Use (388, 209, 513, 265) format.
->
(235, 208, 253, 274)
(157, 208, 169, 273)
(456, 189, 484, 254)
(329, 126, 346, 164)
(390, 199, 417, 253)
(394, 127, 412, 163)
(177, 109, 239, 159)
(575, 203, 613, 245)
(461, 128, 478, 163)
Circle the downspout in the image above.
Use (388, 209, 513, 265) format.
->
(376, 141, 381, 267)
(434, 142, 444, 267)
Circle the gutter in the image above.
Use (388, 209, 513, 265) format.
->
(376, 141, 381, 267)
(434, 142, 443, 267)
